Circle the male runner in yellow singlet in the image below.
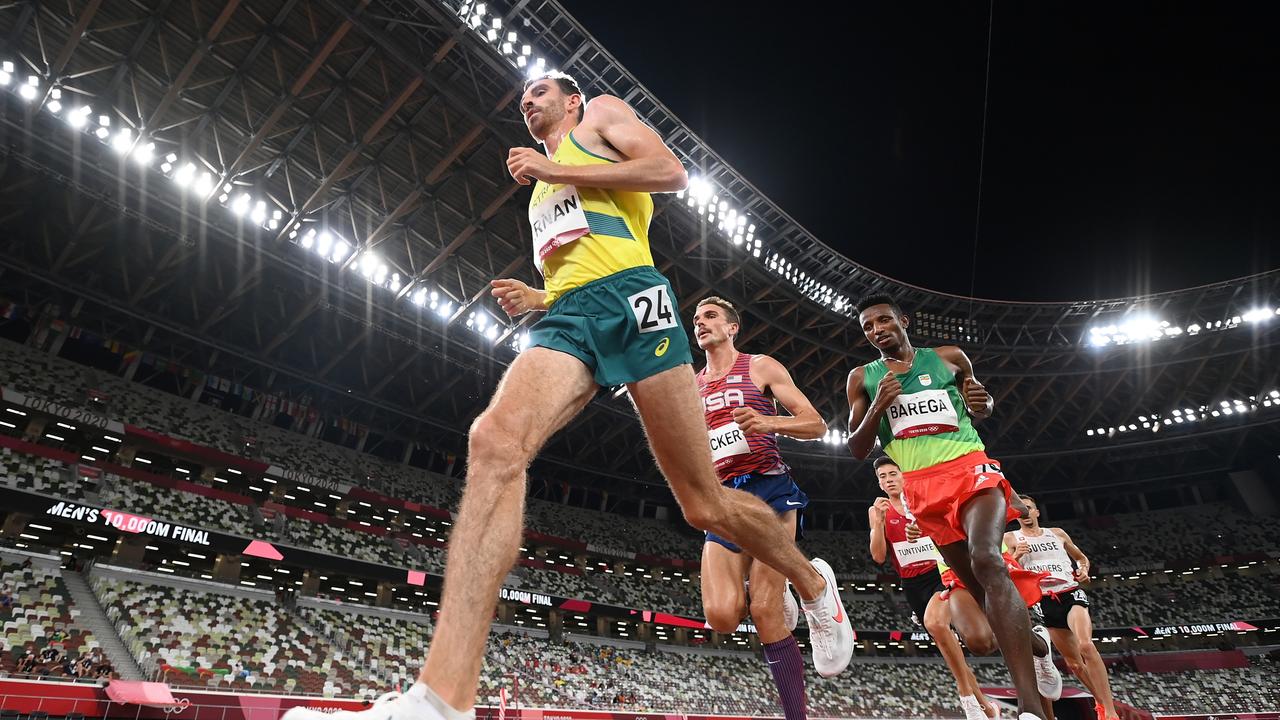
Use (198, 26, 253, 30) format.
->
(285, 72, 854, 720)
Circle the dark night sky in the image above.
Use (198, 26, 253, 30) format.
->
(559, 1, 1278, 302)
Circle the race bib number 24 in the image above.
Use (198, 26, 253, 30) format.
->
(628, 285, 676, 334)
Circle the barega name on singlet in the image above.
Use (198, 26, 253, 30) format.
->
(529, 184, 590, 272)
(886, 389, 961, 439)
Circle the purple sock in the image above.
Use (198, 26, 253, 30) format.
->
(763, 635, 807, 720)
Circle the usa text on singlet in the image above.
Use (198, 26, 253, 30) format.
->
(861, 348, 985, 473)
(697, 353, 788, 481)
(527, 130, 655, 306)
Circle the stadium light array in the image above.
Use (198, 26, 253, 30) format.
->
(452, 2, 852, 317)
(1, 55, 502, 342)
(1087, 306, 1280, 347)
(1084, 389, 1280, 438)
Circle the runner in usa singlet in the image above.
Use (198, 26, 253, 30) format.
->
(697, 352, 788, 481)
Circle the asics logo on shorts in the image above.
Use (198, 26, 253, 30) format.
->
(654, 337, 670, 357)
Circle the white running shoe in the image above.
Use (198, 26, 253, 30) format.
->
(1031, 623, 1063, 701)
(800, 557, 855, 677)
(782, 580, 799, 632)
(959, 695, 988, 720)
(283, 686, 458, 720)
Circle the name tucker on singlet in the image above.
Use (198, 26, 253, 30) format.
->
(1013, 529, 1077, 591)
(697, 353, 787, 481)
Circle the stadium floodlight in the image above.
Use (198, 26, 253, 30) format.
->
(47, 89, 61, 114)
(19, 75, 37, 100)
(67, 106, 91, 129)
(300, 229, 316, 250)
(111, 127, 132, 154)
(133, 141, 154, 165)
(1242, 308, 1273, 323)
(359, 251, 379, 278)
(331, 239, 351, 263)
(373, 263, 389, 285)
(171, 162, 195, 187)
(230, 193, 251, 217)
(315, 231, 333, 256)
(250, 200, 268, 224)
(193, 171, 214, 197)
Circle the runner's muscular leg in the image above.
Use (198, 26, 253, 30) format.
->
(747, 511, 798, 644)
(1067, 605, 1118, 717)
(702, 540, 754, 634)
(959, 489, 1047, 720)
(944, 586, 998, 656)
(626, 364, 824, 601)
(924, 592, 983, 694)
(420, 348, 597, 710)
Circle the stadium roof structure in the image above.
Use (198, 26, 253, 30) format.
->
(0, 0, 1276, 512)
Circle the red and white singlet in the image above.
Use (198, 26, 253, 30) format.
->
(697, 353, 788, 482)
(884, 502, 941, 578)
(1012, 528, 1078, 592)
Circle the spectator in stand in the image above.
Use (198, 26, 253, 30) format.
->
(0, 586, 13, 616)
(17, 647, 38, 674)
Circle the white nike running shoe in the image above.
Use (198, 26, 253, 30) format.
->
(800, 557, 855, 677)
(1031, 623, 1063, 701)
(782, 580, 799, 632)
(959, 694, 988, 720)
(283, 686, 462, 720)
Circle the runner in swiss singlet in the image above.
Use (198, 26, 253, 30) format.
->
(1007, 496, 1122, 720)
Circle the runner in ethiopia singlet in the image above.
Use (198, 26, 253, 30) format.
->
(698, 352, 788, 480)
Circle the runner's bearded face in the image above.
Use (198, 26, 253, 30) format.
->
(692, 305, 737, 351)
(859, 303, 907, 353)
(520, 79, 572, 140)
(876, 465, 903, 496)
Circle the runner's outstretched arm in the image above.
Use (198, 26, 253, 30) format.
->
(740, 354, 826, 440)
(508, 95, 686, 192)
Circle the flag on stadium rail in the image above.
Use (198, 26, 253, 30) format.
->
(497, 687, 508, 720)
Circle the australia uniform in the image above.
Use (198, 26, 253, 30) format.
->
(1014, 528, 1089, 628)
(882, 502, 945, 623)
(862, 348, 1018, 546)
(697, 352, 807, 553)
(525, 129, 693, 386)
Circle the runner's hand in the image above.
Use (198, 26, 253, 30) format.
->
(905, 522, 921, 542)
(1074, 560, 1091, 584)
(491, 278, 548, 316)
(869, 497, 891, 525)
(962, 377, 991, 413)
(1013, 539, 1030, 561)
(874, 371, 903, 411)
(507, 147, 559, 185)
(732, 406, 774, 435)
